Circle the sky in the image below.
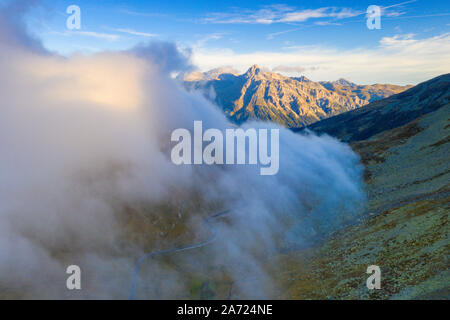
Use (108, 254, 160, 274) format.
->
(8, 0, 450, 84)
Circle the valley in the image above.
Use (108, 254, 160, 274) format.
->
(134, 73, 449, 300)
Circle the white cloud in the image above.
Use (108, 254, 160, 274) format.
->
(0, 3, 367, 299)
(379, 33, 417, 46)
(271, 65, 320, 74)
(192, 33, 450, 85)
(112, 28, 158, 37)
(194, 33, 224, 48)
(272, 65, 306, 73)
(314, 21, 342, 26)
(280, 7, 361, 22)
(331, 7, 362, 19)
(203, 6, 361, 24)
(119, 9, 168, 18)
(74, 31, 120, 41)
(47, 30, 120, 41)
(279, 8, 329, 22)
(383, 10, 406, 17)
(382, 0, 418, 10)
(267, 28, 301, 40)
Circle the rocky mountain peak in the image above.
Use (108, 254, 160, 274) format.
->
(204, 66, 239, 80)
(293, 75, 311, 83)
(180, 66, 239, 82)
(245, 64, 262, 77)
(183, 65, 413, 128)
(332, 78, 356, 87)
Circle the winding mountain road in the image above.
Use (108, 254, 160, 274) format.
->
(129, 209, 231, 300)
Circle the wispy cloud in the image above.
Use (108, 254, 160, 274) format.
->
(192, 33, 450, 85)
(194, 33, 224, 47)
(119, 9, 168, 18)
(383, 11, 407, 17)
(203, 6, 362, 24)
(278, 8, 329, 23)
(46, 30, 120, 41)
(75, 31, 120, 41)
(383, 12, 450, 20)
(379, 33, 417, 46)
(267, 28, 302, 40)
(280, 7, 362, 22)
(383, 0, 418, 10)
(266, 1, 422, 39)
(111, 28, 157, 37)
(315, 21, 342, 26)
(272, 65, 319, 73)
(379, 0, 417, 18)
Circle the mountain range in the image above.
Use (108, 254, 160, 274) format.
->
(181, 65, 412, 128)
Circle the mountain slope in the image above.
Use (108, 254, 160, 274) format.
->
(271, 73, 450, 299)
(275, 102, 449, 300)
(121, 73, 449, 300)
(320, 79, 413, 105)
(183, 65, 411, 128)
(303, 73, 450, 142)
(179, 66, 239, 82)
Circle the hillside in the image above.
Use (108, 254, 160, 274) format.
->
(272, 73, 449, 299)
(165, 73, 449, 299)
(182, 65, 411, 128)
(302, 73, 450, 141)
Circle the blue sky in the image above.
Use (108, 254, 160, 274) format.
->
(9, 0, 450, 83)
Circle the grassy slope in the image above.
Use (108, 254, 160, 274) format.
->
(273, 104, 449, 299)
(146, 104, 449, 300)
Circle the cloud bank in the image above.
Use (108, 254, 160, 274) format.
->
(0, 1, 365, 299)
(193, 33, 450, 85)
